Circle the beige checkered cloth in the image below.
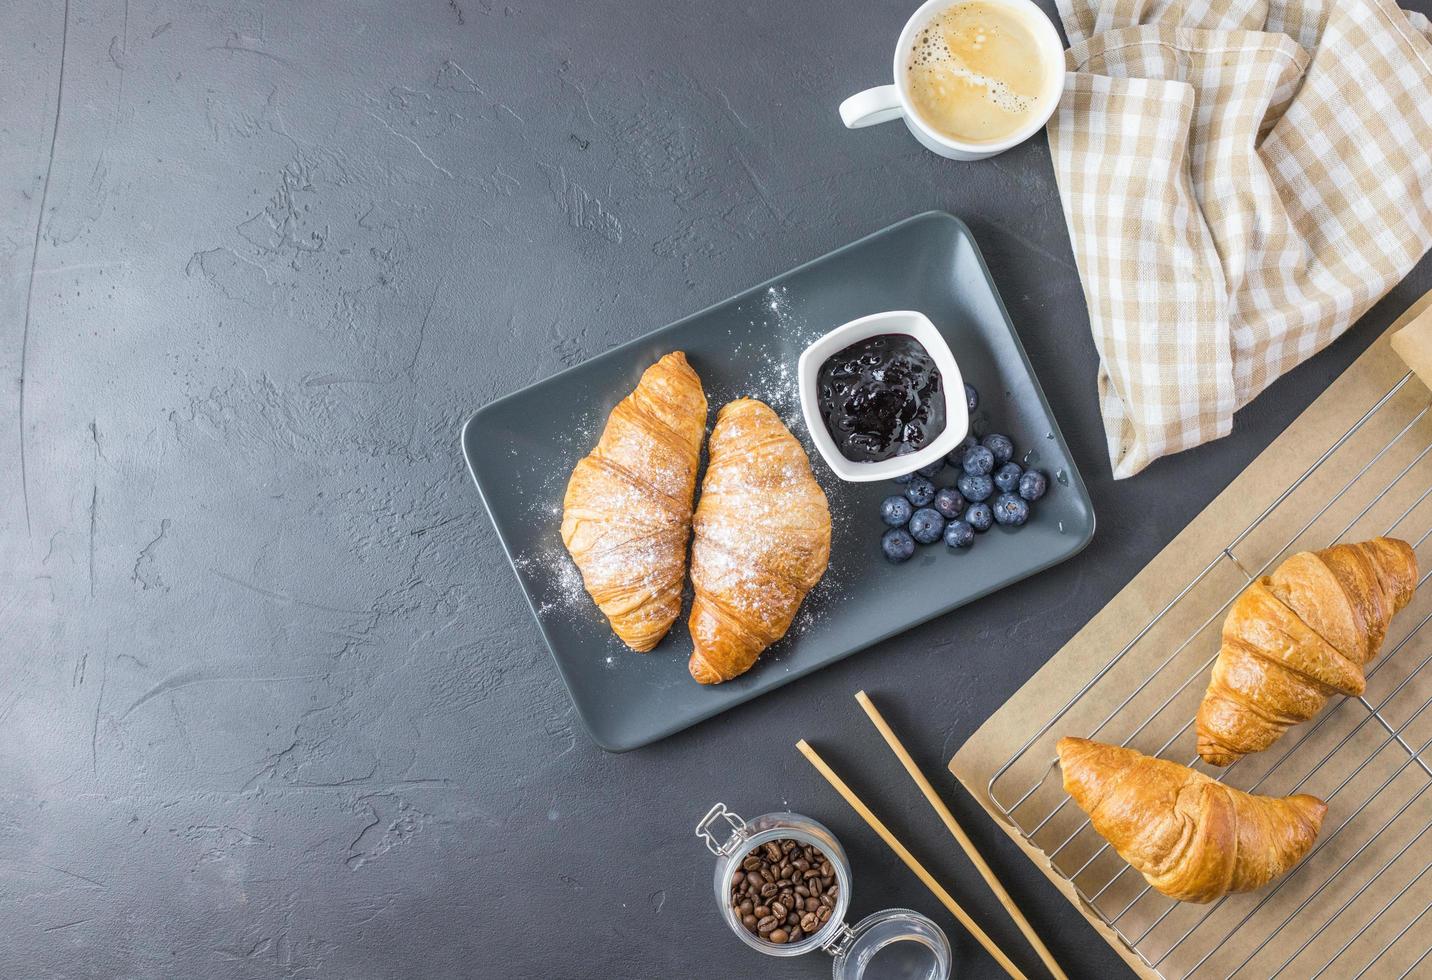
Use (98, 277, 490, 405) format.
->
(1049, 0, 1432, 478)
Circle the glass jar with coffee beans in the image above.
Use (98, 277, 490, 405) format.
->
(696, 803, 951, 979)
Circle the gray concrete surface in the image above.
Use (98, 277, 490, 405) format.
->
(3, 1, 1429, 977)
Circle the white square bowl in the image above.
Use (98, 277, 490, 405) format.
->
(796, 310, 968, 482)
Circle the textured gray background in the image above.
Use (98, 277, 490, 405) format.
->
(3, 1, 1429, 978)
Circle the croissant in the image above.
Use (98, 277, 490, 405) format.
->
(1057, 737, 1326, 903)
(1197, 538, 1418, 766)
(561, 352, 707, 652)
(688, 399, 831, 684)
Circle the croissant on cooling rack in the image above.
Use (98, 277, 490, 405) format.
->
(561, 352, 707, 652)
(688, 398, 831, 684)
(1197, 538, 1418, 767)
(1057, 737, 1327, 903)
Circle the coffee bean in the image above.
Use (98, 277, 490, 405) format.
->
(731, 839, 840, 944)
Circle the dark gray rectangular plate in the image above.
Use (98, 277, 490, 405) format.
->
(462, 212, 1094, 751)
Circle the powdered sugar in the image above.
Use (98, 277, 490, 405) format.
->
(527, 406, 603, 521)
(514, 547, 589, 618)
(513, 533, 677, 648)
(724, 286, 827, 417)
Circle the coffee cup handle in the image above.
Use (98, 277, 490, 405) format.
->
(839, 85, 903, 129)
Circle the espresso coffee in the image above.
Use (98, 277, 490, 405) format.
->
(906, 2, 1045, 144)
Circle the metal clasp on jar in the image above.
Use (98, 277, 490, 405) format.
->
(821, 921, 858, 960)
(695, 802, 748, 856)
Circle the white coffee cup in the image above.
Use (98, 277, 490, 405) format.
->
(839, 0, 1065, 161)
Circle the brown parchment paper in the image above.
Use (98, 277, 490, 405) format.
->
(951, 290, 1432, 980)
(1393, 301, 1432, 390)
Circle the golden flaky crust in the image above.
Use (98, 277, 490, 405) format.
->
(561, 352, 707, 652)
(1057, 738, 1326, 903)
(688, 399, 831, 684)
(1197, 538, 1418, 766)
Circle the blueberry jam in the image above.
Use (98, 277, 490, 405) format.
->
(816, 334, 945, 463)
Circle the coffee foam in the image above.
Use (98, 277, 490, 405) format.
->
(909, 22, 1036, 117)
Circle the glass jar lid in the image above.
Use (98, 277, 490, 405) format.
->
(827, 907, 951, 980)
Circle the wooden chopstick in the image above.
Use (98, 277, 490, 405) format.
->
(855, 691, 1069, 980)
(796, 738, 1030, 980)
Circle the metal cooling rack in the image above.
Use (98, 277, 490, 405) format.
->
(988, 371, 1432, 979)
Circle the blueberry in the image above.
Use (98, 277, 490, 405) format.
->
(932, 487, 964, 520)
(944, 519, 975, 549)
(1019, 469, 1048, 501)
(892, 446, 919, 484)
(964, 382, 979, 413)
(880, 494, 913, 527)
(946, 435, 977, 468)
(909, 507, 946, 545)
(904, 477, 936, 507)
(993, 461, 1023, 493)
(881, 528, 916, 564)
(993, 493, 1030, 526)
(982, 433, 1014, 465)
(917, 458, 944, 479)
(962, 445, 995, 476)
(957, 472, 993, 503)
(964, 502, 993, 532)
